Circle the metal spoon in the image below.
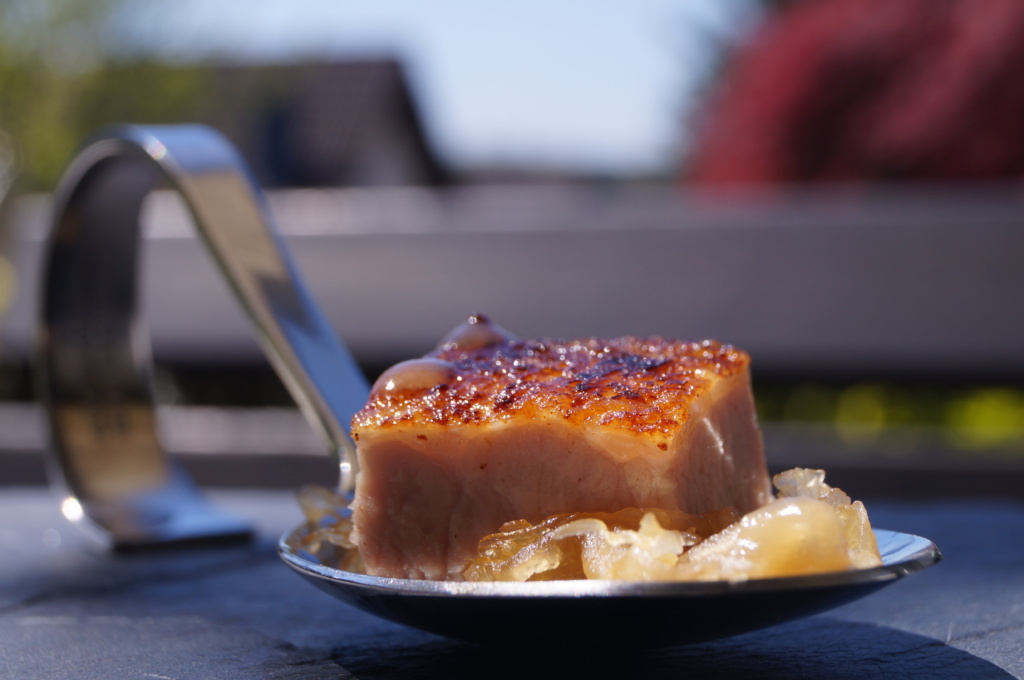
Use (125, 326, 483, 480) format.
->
(37, 124, 367, 547)
(279, 525, 939, 646)
(37, 125, 940, 645)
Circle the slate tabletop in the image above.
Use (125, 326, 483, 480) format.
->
(1, 488, 1021, 680)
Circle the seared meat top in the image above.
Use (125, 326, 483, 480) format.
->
(353, 335, 750, 438)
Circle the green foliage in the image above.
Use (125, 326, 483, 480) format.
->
(756, 380, 1024, 455)
(77, 60, 212, 134)
(946, 388, 1024, 450)
(0, 0, 211, 191)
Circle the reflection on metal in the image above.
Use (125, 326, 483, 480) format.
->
(60, 496, 84, 522)
(37, 125, 368, 548)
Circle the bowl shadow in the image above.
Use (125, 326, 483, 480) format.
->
(325, 616, 1013, 680)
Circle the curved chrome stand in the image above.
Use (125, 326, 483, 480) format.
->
(37, 125, 368, 548)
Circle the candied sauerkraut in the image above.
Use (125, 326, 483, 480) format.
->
(462, 507, 741, 582)
(461, 468, 881, 582)
(294, 484, 364, 573)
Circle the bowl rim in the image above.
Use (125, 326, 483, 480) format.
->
(278, 524, 941, 599)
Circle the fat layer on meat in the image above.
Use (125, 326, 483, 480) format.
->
(350, 324, 771, 580)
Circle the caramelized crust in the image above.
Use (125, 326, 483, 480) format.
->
(353, 338, 749, 438)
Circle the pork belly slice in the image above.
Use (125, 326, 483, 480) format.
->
(350, 318, 771, 580)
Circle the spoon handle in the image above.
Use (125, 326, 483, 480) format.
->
(37, 124, 368, 547)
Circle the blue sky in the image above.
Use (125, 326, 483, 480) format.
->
(125, 1, 760, 175)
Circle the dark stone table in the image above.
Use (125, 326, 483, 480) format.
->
(2, 488, 1022, 679)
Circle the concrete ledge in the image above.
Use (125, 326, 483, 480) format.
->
(3, 184, 1023, 379)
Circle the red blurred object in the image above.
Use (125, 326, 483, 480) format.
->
(688, 0, 1024, 184)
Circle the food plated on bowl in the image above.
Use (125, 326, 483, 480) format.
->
(282, 314, 939, 645)
(295, 315, 885, 585)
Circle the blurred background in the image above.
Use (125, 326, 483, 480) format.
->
(0, 0, 1022, 496)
